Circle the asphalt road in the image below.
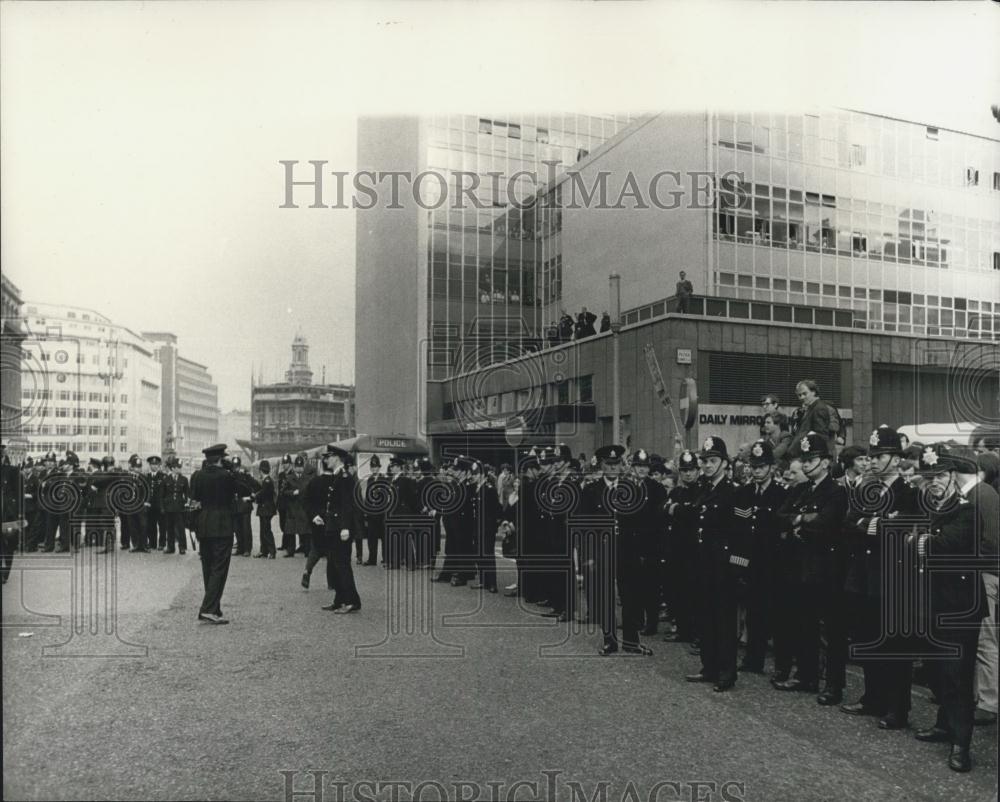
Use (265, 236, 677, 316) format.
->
(3, 529, 997, 802)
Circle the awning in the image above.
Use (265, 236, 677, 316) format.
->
(301, 433, 430, 458)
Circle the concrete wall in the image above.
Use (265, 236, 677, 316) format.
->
(355, 116, 424, 438)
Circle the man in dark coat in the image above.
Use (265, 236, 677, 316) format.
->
(841, 426, 919, 728)
(628, 449, 668, 636)
(433, 458, 473, 585)
(308, 445, 362, 613)
(733, 439, 788, 673)
(189, 443, 238, 624)
(913, 444, 996, 773)
(144, 455, 168, 550)
(159, 456, 190, 555)
(280, 456, 311, 557)
(772, 431, 849, 705)
(663, 450, 702, 643)
(1, 447, 24, 583)
(789, 380, 840, 457)
(122, 454, 149, 552)
(231, 456, 257, 557)
(684, 437, 744, 691)
(468, 460, 500, 593)
(253, 460, 277, 558)
(574, 307, 597, 339)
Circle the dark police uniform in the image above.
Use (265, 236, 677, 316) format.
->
(189, 444, 237, 622)
(628, 450, 667, 635)
(145, 456, 168, 550)
(435, 458, 474, 585)
(254, 462, 277, 558)
(306, 446, 361, 611)
(469, 464, 500, 592)
(121, 455, 149, 552)
(362, 458, 387, 565)
(663, 451, 702, 643)
(159, 460, 190, 554)
(280, 459, 312, 556)
(231, 459, 258, 556)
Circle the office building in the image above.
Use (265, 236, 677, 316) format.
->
(245, 334, 356, 459)
(1, 274, 26, 454)
(357, 109, 999, 462)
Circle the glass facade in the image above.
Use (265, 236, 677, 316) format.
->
(711, 109, 1000, 339)
(424, 113, 632, 379)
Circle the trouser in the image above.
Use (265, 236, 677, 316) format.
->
(790, 581, 848, 688)
(124, 512, 147, 550)
(363, 518, 383, 564)
(474, 526, 497, 589)
(147, 509, 166, 549)
(163, 511, 187, 552)
(677, 296, 690, 313)
(25, 510, 44, 551)
(743, 563, 771, 667)
(770, 574, 796, 676)
(86, 517, 116, 551)
(927, 625, 981, 748)
(198, 538, 233, 616)
(233, 512, 252, 554)
(640, 547, 661, 631)
(329, 537, 361, 608)
(666, 534, 698, 640)
(1, 531, 15, 583)
(975, 573, 999, 714)
(697, 549, 739, 683)
(305, 538, 336, 589)
(258, 515, 276, 556)
(439, 516, 475, 580)
(354, 530, 364, 563)
(850, 593, 912, 716)
(44, 513, 70, 550)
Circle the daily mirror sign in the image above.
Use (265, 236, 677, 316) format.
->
(695, 404, 854, 454)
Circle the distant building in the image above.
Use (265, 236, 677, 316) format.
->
(218, 408, 251, 458)
(143, 332, 220, 465)
(19, 302, 162, 461)
(245, 335, 355, 459)
(1, 274, 26, 455)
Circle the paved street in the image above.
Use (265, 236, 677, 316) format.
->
(3, 530, 997, 802)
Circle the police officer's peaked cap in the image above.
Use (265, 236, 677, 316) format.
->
(698, 436, 728, 460)
(202, 443, 228, 458)
(867, 425, 903, 456)
(147, 455, 162, 465)
(594, 444, 624, 464)
(322, 444, 350, 462)
(677, 450, 699, 470)
(798, 432, 830, 460)
(88, 457, 102, 468)
(102, 455, 115, 467)
(747, 439, 775, 467)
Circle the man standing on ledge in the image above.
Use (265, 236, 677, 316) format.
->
(675, 270, 693, 313)
(190, 443, 237, 624)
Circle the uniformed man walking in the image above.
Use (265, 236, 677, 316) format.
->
(253, 460, 277, 559)
(189, 443, 238, 624)
(309, 444, 362, 613)
(145, 455, 168, 550)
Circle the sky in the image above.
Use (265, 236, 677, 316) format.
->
(2, 1, 997, 411)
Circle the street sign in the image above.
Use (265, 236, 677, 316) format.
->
(676, 348, 692, 364)
(679, 378, 698, 430)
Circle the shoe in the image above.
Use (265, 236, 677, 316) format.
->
(363, 561, 377, 566)
(267, 554, 276, 559)
(253, 553, 266, 558)
(688, 647, 701, 656)
(197, 613, 229, 625)
(948, 745, 971, 773)
(914, 726, 951, 743)
(878, 713, 908, 730)
(686, 673, 714, 683)
(738, 661, 765, 674)
(599, 640, 619, 656)
(817, 687, 843, 706)
(334, 604, 360, 614)
(431, 574, 451, 583)
(469, 582, 484, 589)
(356, 558, 363, 565)
(486, 586, 498, 594)
(164, 549, 176, 555)
(714, 680, 736, 692)
(451, 578, 468, 587)
(320, 603, 343, 612)
(503, 589, 519, 597)
(841, 702, 880, 716)
(771, 670, 790, 684)
(301, 573, 310, 589)
(973, 708, 997, 726)
(773, 678, 819, 693)
(622, 643, 653, 656)
(120, 545, 129, 550)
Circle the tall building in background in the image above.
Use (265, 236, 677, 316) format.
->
(1, 274, 26, 454)
(144, 332, 220, 464)
(245, 335, 356, 460)
(19, 302, 162, 460)
(218, 408, 251, 458)
(355, 113, 634, 437)
(357, 109, 999, 462)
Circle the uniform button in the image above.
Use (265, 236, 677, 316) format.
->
(866, 549, 871, 555)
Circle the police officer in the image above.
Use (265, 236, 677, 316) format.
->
(230, 456, 257, 557)
(733, 440, 787, 674)
(1, 447, 23, 582)
(122, 454, 149, 552)
(308, 444, 362, 613)
(468, 460, 500, 593)
(145, 455, 168, 550)
(685, 436, 744, 691)
(160, 456, 189, 554)
(190, 443, 237, 624)
(912, 443, 993, 773)
(628, 449, 668, 636)
(841, 425, 918, 728)
(581, 445, 653, 656)
(512, 450, 543, 601)
(434, 457, 474, 586)
(280, 455, 311, 557)
(253, 460, 277, 559)
(276, 453, 293, 552)
(772, 431, 849, 705)
(663, 450, 702, 644)
(383, 454, 419, 570)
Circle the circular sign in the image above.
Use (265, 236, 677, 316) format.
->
(55, 350, 68, 364)
(56, 373, 67, 383)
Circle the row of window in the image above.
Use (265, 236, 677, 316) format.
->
(23, 425, 127, 437)
(443, 375, 594, 421)
(38, 408, 129, 420)
(21, 390, 127, 402)
(27, 441, 131, 455)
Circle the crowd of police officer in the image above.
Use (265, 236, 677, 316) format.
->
(2, 423, 996, 773)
